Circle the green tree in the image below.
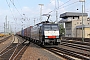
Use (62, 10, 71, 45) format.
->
(59, 24, 65, 36)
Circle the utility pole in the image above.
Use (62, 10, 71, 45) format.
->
(29, 18, 30, 27)
(8, 21, 9, 34)
(56, 10, 58, 22)
(55, 0, 58, 22)
(4, 23, 5, 35)
(38, 4, 44, 22)
(5, 16, 7, 34)
(15, 18, 17, 34)
(79, 0, 85, 42)
(10, 25, 11, 34)
(84, 0, 85, 13)
(34, 18, 35, 26)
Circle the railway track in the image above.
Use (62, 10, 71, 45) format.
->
(0, 43, 17, 60)
(9, 43, 29, 60)
(61, 40, 90, 46)
(0, 36, 11, 44)
(61, 42, 90, 51)
(59, 39, 90, 60)
(18, 35, 90, 60)
(46, 47, 90, 60)
(30, 37, 90, 60)
(62, 37, 90, 42)
(0, 36, 29, 60)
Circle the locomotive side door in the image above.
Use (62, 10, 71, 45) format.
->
(39, 26, 42, 41)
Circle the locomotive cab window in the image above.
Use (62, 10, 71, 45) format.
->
(44, 24, 58, 30)
(51, 25, 58, 30)
(44, 25, 51, 30)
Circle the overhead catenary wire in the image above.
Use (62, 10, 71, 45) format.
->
(57, 1, 79, 10)
(56, 0, 71, 10)
(6, 0, 24, 33)
(48, 0, 71, 14)
(10, 0, 23, 18)
(10, 0, 28, 28)
(47, 0, 79, 23)
(48, 0, 78, 14)
(15, 0, 25, 16)
(57, 0, 59, 9)
(6, 0, 15, 20)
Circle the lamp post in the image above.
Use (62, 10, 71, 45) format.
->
(55, 0, 59, 23)
(38, 4, 44, 22)
(34, 18, 35, 26)
(79, 0, 85, 42)
(4, 23, 5, 35)
(5, 16, 7, 34)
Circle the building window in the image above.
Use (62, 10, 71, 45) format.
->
(87, 18, 90, 21)
(66, 28, 71, 30)
(88, 23, 89, 25)
(80, 22, 82, 24)
(73, 17, 79, 19)
(77, 22, 79, 24)
(78, 16, 79, 19)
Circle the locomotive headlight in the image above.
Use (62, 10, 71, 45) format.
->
(57, 39, 61, 42)
(56, 36, 59, 38)
(45, 36, 48, 38)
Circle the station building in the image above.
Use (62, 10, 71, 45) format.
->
(59, 12, 90, 38)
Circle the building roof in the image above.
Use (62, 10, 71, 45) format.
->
(58, 20, 72, 23)
(76, 25, 90, 28)
(60, 12, 88, 18)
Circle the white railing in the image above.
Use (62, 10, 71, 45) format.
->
(61, 19, 79, 21)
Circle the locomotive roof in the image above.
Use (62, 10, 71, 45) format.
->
(34, 21, 58, 27)
(36, 21, 49, 25)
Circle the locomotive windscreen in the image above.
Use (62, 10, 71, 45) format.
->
(44, 24, 58, 30)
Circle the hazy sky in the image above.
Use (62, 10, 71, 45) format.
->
(0, 0, 90, 32)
